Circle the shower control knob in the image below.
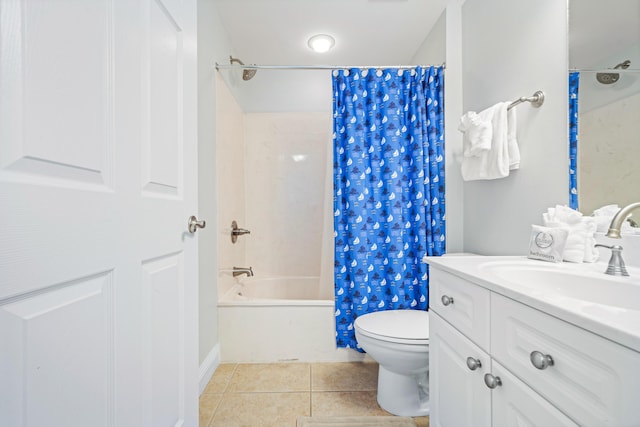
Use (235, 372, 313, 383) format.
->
(466, 357, 482, 371)
(530, 351, 554, 370)
(484, 373, 502, 389)
(188, 216, 206, 233)
(441, 295, 454, 306)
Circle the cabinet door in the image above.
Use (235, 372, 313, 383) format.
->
(492, 361, 578, 427)
(491, 293, 640, 427)
(430, 312, 491, 427)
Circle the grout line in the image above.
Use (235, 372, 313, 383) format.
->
(309, 364, 314, 416)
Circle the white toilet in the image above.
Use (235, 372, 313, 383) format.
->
(354, 309, 430, 417)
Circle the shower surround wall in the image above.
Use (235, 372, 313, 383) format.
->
(215, 74, 334, 301)
(216, 74, 247, 298)
(578, 92, 640, 215)
(244, 112, 332, 285)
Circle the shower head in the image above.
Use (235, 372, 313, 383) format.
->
(229, 56, 257, 81)
(596, 59, 631, 84)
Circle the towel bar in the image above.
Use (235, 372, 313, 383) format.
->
(508, 91, 544, 110)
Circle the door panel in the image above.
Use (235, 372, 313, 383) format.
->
(0, 0, 198, 425)
(142, 253, 184, 425)
(142, 0, 182, 197)
(0, 272, 115, 426)
(0, 0, 113, 189)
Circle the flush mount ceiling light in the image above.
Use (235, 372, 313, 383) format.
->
(307, 34, 335, 53)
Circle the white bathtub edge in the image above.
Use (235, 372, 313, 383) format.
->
(198, 342, 220, 395)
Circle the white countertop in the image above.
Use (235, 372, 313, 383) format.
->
(424, 254, 640, 353)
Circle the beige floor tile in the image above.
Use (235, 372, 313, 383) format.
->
(413, 416, 430, 427)
(311, 362, 378, 392)
(203, 364, 237, 394)
(199, 393, 223, 427)
(210, 392, 310, 427)
(311, 391, 391, 417)
(227, 363, 310, 393)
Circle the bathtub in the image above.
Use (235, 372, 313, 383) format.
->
(218, 276, 368, 363)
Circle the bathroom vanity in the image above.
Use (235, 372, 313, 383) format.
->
(425, 255, 640, 427)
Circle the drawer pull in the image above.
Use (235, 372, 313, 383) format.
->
(466, 357, 482, 371)
(530, 351, 554, 370)
(483, 373, 502, 389)
(441, 295, 454, 306)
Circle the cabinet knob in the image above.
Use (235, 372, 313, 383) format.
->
(483, 373, 502, 389)
(530, 351, 554, 370)
(441, 295, 454, 306)
(466, 357, 482, 371)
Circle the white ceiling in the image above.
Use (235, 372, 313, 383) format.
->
(213, 0, 447, 112)
(213, 0, 640, 112)
(213, 0, 447, 66)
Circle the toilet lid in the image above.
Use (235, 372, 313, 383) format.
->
(355, 309, 429, 343)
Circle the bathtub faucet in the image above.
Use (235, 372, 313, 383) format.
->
(232, 266, 254, 277)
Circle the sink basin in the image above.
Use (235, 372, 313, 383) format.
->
(480, 262, 640, 311)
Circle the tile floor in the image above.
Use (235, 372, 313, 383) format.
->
(199, 361, 430, 427)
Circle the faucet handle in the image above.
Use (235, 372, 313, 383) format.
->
(595, 244, 629, 276)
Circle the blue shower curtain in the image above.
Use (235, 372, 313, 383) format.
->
(569, 72, 579, 210)
(333, 67, 445, 349)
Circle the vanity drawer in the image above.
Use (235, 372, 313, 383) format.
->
(429, 268, 491, 351)
(491, 293, 640, 427)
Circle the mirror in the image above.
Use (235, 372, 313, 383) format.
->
(569, 0, 640, 216)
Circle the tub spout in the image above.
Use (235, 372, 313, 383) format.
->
(232, 266, 254, 277)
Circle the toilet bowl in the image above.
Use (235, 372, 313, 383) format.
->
(354, 309, 430, 417)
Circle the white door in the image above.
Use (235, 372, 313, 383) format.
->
(0, 1, 199, 426)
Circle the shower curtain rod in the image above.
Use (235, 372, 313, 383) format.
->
(569, 68, 638, 73)
(215, 62, 445, 71)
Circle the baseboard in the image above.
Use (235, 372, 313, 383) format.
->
(199, 343, 220, 395)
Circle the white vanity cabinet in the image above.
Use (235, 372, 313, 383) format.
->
(428, 266, 630, 427)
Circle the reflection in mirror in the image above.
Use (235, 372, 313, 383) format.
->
(569, 0, 640, 216)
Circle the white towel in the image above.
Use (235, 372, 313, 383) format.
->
(582, 218, 599, 263)
(507, 106, 520, 170)
(542, 205, 598, 263)
(458, 111, 492, 157)
(460, 102, 511, 181)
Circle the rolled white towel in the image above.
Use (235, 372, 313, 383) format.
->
(546, 205, 583, 225)
(542, 206, 597, 263)
(581, 218, 599, 263)
(544, 220, 586, 263)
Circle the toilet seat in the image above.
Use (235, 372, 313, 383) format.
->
(355, 309, 429, 345)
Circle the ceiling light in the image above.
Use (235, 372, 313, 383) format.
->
(307, 34, 335, 53)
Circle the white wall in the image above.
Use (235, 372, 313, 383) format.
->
(460, 0, 569, 255)
(197, 0, 234, 366)
(411, 5, 465, 254)
(412, 10, 446, 66)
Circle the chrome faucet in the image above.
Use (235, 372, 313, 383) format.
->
(594, 244, 628, 276)
(597, 202, 640, 276)
(605, 202, 640, 238)
(232, 266, 254, 277)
